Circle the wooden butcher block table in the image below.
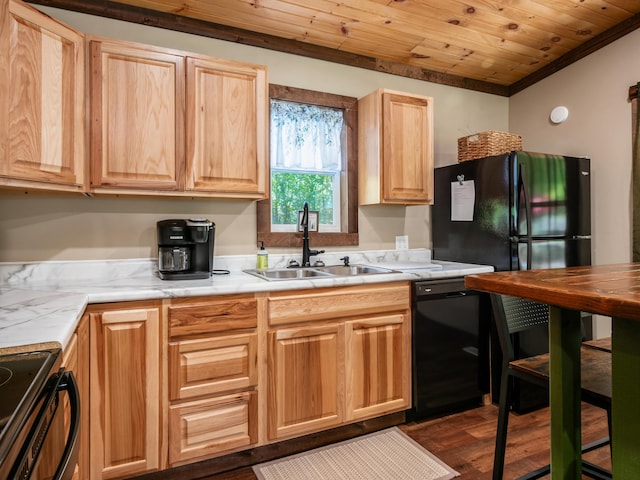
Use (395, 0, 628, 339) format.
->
(466, 263, 640, 480)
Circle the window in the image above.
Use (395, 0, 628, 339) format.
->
(270, 100, 342, 233)
(257, 85, 358, 247)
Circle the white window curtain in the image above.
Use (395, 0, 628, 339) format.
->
(270, 100, 343, 172)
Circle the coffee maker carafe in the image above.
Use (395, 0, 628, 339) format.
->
(157, 218, 215, 280)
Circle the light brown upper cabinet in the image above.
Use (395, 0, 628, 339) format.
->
(0, 0, 85, 192)
(358, 89, 434, 205)
(89, 36, 268, 199)
(89, 38, 185, 192)
(186, 57, 268, 197)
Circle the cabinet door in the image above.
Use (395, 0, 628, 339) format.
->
(185, 56, 268, 198)
(382, 92, 433, 204)
(358, 89, 433, 205)
(90, 305, 163, 479)
(1, 0, 85, 191)
(344, 314, 411, 421)
(90, 39, 185, 191)
(268, 323, 343, 440)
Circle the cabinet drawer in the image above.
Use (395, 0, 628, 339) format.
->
(169, 391, 257, 465)
(169, 333, 257, 400)
(168, 296, 257, 337)
(267, 282, 410, 326)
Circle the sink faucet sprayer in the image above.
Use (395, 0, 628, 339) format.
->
(301, 202, 325, 267)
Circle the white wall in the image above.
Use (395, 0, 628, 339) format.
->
(0, 6, 508, 262)
(509, 28, 640, 337)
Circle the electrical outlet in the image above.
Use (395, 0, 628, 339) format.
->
(395, 235, 408, 250)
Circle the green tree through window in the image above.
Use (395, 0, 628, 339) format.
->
(271, 172, 334, 225)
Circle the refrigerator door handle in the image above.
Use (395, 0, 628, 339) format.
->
(518, 163, 533, 270)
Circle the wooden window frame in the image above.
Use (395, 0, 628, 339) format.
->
(257, 85, 358, 248)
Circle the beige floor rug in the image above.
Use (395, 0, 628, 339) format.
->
(253, 427, 459, 480)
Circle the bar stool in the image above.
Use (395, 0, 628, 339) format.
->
(490, 293, 611, 480)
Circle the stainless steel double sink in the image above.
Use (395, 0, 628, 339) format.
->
(244, 264, 399, 281)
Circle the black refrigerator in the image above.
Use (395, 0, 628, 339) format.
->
(432, 150, 591, 411)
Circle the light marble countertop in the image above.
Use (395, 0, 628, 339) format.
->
(0, 249, 493, 352)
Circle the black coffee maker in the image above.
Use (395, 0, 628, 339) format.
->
(157, 218, 215, 280)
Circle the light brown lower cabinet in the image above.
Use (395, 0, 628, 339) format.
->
(167, 295, 259, 466)
(268, 322, 343, 440)
(88, 302, 164, 480)
(267, 282, 411, 441)
(84, 284, 411, 477)
(345, 314, 410, 421)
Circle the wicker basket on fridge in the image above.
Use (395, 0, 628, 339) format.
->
(457, 130, 522, 162)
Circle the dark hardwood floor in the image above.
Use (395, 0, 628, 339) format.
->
(401, 403, 610, 479)
(193, 402, 610, 479)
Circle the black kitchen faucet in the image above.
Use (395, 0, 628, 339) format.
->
(300, 202, 324, 267)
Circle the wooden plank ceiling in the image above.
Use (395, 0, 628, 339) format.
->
(33, 0, 640, 96)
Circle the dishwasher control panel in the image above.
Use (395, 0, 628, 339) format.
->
(414, 278, 467, 296)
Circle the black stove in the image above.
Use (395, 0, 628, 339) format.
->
(0, 349, 61, 470)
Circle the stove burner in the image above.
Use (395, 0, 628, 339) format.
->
(0, 367, 12, 388)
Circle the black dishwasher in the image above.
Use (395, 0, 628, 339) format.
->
(410, 277, 491, 420)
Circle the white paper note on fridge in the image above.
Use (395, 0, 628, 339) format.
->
(451, 180, 475, 221)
